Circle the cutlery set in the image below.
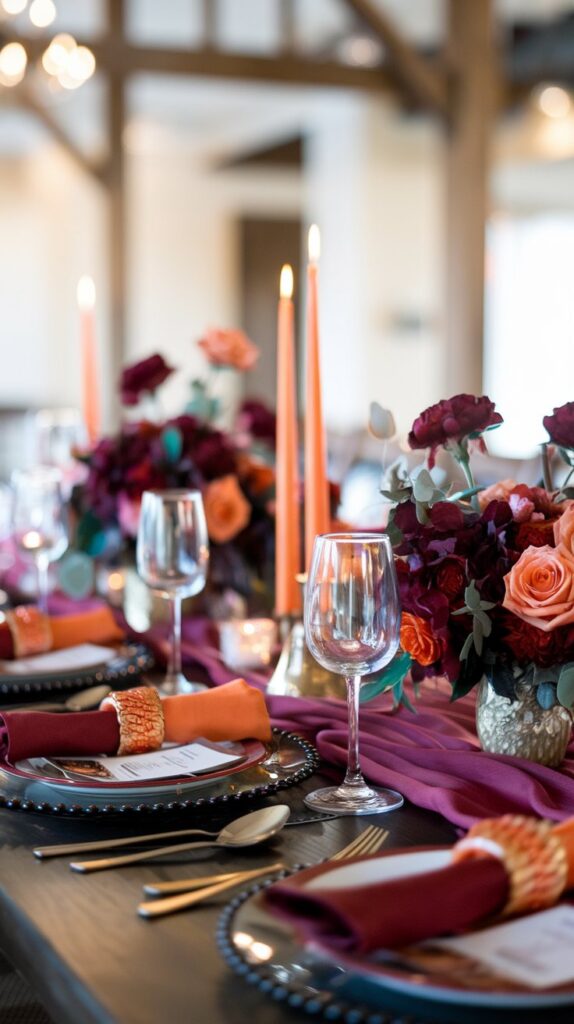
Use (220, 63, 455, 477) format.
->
(33, 807, 389, 919)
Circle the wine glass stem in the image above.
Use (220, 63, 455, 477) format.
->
(170, 593, 182, 678)
(36, 555, 50, 614)
(343, 674, 365, 788)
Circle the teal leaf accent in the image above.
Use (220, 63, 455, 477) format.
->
(537, 682, 557, 710)
(57, 552, 95, 600)
(161, 425, 183, 463)
(360, 652, 412, 703)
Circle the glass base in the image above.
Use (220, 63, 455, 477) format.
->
(304, 782, 404, 816)
(159, 673, 207, 696)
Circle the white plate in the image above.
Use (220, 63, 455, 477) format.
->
(0, 644, 115, 678)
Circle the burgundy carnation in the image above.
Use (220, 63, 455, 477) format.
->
(543, 401, 574, 450)
(501, 613, 574, 667)
(408, 394, 503, 468)
(237, 400, 276, 446)
(120, 354, 174, 407)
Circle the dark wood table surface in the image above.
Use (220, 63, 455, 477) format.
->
(0, 768, 459, 1024)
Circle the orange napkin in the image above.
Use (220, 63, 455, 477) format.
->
(163, 679, 272, 744)
(0, 606, 124, 659)
(50, 607, 124, 650)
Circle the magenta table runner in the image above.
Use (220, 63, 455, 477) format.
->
(14, 597, 574, 832)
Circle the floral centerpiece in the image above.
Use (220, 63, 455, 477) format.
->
(73, 331, 276, 609)
(383, 394, 574, 765)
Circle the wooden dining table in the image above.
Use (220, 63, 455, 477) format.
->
(0, 770, 460, 1024)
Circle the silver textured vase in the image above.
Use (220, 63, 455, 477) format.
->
(476, 675, 572, 767)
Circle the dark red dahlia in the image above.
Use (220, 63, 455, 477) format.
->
(543, 401, 574, 450)
(120, 354, 174, 406)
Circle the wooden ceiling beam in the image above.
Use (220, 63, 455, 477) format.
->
(11, 84, 107, 184)
(342, 0, 448, 117)
(4, 33, 394, 92)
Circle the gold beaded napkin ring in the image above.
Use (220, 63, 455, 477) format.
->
(100, 687, 165, 756)
(5, 606, 52, 658)
(452, 814, 568, 917)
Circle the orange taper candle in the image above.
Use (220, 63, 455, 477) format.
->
(275, 264, 301, 616)
(304, 225, 330, 570)
(77, 275, 100, 445)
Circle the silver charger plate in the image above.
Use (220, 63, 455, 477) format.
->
(0, 730, 319, 817)
(217, 868, 574, 1024)
(0, 643, 153, 697)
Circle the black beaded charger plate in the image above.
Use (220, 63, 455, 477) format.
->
(0, 730, 318, 818)
(0, 643, 153, 698)
(217, 874, 574, 1024)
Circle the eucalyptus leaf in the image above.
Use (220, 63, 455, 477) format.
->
(464, 581, 481, 612)
(459, 633, 473, 661)
(369, 402, 396, 440)
(472, 617, 483, 656)
(412, 470, 436, 503)
(557, 664, 574, 709)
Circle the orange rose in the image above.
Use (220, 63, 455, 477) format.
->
(236, 454, 275, 496)
(478, 478, 518, 510)
(198, 328, 259, 371)
(554, 503, 574, 562)
(503, 544, 574, 632)
(400, 612, 441, 666)
(203, 475, 251, 544)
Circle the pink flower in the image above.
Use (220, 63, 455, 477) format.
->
(117, 494, 141, 539)
(554, 503, 574, 563)
(478, 479, 518, 510)
(198, 329, 259, 371)
(503, 544, 574, 632)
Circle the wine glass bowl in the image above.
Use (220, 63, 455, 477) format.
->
(137, 489, 209, 694)
(304, 532, 402, 816)
(11, 467, 68, 612)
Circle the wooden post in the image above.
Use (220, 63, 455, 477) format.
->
(106, 0, 126, 427)
(445, 0, 497, 396)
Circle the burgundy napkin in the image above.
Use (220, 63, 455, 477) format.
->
(266, 852, 509, 952)
(0, 679, 271, 762)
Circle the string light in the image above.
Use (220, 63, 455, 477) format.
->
(29, 0, 55, 28)
(0, 2, 95, 92)
(0, 41, 27, 86)
(537, 85, 572, 119)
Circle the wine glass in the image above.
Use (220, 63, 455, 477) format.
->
(136, 489, 209, 694)
(11, 467, 69, 613)
(304, 532, 402, 815)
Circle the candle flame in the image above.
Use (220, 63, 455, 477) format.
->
(21, 530, 42, 552)
(77, 275, 96, 311)
(308, 224, 320, 263)
(279, 264, 293, 300)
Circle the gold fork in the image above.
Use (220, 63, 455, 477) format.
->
(137, 824, 389, 920)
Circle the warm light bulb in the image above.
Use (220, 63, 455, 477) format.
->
(0, 41, 27, 86)
(279, 264, 293, 300)
(1, 0, 28, 14)
(107, 571, 124, 592)
(537, 85, 571, 119)
(64, 45, 95, 83)
(308, 224, 320, 263)
(77, 275, 96, 311)
(29, 0, 55, 27)
(41, 33, 75, 75)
